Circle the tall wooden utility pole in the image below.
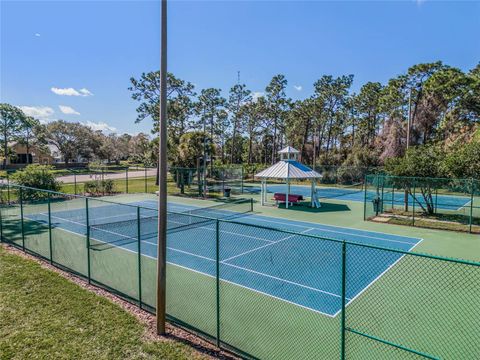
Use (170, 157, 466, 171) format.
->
(156, 0, 167, 335)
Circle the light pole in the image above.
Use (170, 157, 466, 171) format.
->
(156, 0, 167, 336)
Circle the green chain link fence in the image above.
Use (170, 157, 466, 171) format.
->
(364, 174, 480, 234)
(1, 183, 479, 359)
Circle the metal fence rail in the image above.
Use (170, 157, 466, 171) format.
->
(364, 174, 480, 234)
(1, 183, 479, 359)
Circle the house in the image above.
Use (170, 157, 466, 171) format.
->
(6, 141, 54, 165)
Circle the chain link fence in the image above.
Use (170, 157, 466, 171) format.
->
(364, 174, 480, 234)
(1, 183, 479, 359)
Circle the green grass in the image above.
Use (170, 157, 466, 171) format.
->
(0, 246, 209, 360)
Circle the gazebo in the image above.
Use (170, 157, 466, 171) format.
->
(255, 146, 322, 208)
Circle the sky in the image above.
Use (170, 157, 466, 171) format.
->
(0, 0, 479, 135)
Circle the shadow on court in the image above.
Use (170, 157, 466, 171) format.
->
(275, 202, 351, 213)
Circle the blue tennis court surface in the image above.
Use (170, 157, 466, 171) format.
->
(244, 183, 471, 210)
(26, 199, 422, 317)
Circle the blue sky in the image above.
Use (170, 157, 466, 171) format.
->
(1, 0, 479, 135)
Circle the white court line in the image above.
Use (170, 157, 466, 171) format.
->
(253, 217, 420, 246)
(221, 228, 313, 262)
(168, 262, 336, 317)
(331, 238, 424, 318)
(165, 245, 349, 301)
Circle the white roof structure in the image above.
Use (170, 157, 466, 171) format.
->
(278, 146, 299, 154)
(255, 146, 322, 208)
(255, 160, 321, 179)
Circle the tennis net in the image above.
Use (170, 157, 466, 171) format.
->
(167, 198, 253, 232)
(88, 198, 254, 247)
(316, 183, 364, 199)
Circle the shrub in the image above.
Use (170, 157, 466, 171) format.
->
(11, 165, 61, 200)
(83, 179, 115, 195)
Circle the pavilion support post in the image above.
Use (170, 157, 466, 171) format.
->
(261, 179, 265, 206)
(311, 180, 314, 207)
(286, 179, 290, 209)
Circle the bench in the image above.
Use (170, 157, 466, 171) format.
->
(273, 193, 304, 206)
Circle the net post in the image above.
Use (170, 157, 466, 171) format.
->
(48, 193, 53, 264)
(126, 167, 129, 194)
(250, 198, 253, 212)
(340, 240, 347, 360)
(20, 187, 25, 251)
(469, 178, 474, 233)
(86, 197, 91, 284)
(137, 206, 143, 308)
(215, 219, 221, 348)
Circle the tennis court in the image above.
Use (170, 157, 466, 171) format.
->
(26, 199, 421, 317)
(245, 183, 471, 210)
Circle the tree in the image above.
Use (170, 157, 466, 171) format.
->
(175, 131, 214, 168)
(227, 84, 251, 163)
(385, 145, 445, 214)
(195, 88, 226, 170)
(443, 140, 480, 179)
(129, 71, 196, 143)
(45, 121, 97, 164)
(0, 104, 27, 168)
(265, 75, 290, 163)
(355, 82, 383, 147)
(312, 75, 354, 160)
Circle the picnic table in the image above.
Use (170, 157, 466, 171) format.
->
(273, 193, 304, 207)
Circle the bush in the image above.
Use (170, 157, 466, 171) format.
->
(10, 165, 61, 200)
(83, 179, 115, 195)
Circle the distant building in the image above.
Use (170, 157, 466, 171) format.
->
(6, 142, 53, 165)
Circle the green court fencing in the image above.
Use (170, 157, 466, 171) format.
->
(1, 183, 479, 359)
(364, 174, 480, 234)
(314, 165, 384, 186)
(169, 165, 244, 198)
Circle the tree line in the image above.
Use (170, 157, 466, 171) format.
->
(0, 103, 155, 168)
(129, 61, 480, 174)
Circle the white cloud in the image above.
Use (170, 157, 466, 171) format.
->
(84, 121, 117, 133)
(79, 88, 93, 96)
(252, 91, 264, 102)
(415, 0, 427, 5)
(294, 85, 303, 91)
(19, 106, 54, 123)
(51, 87, 93, 97)
(59, 105, 80, 115)
(35, 33, 41, 37)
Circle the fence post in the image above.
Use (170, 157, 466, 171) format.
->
(144, 166, 147, 193)
(7, 173, 10, 204)
(216, 219, 221, 347)
(19, 187, 25, 250)
(126, 168, 129, 194)
(102, 168, 105, 196)
(0, 192, 3, 242)
(74, 172, 77, 195)
(86, 198, 91, 284)
(340, 241, 347, 360)
(412, 180, 416, 227)
(48, 193, 53, 264)
(469, 178, 474, 233)
(241, 167, 244, 194)
(137, 206, 142, 308)
(363, 175, 368, 221)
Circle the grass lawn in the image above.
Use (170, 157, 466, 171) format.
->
(0, 246, 210, 360)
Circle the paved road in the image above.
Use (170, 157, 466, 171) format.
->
(55, 169, 157, 183)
